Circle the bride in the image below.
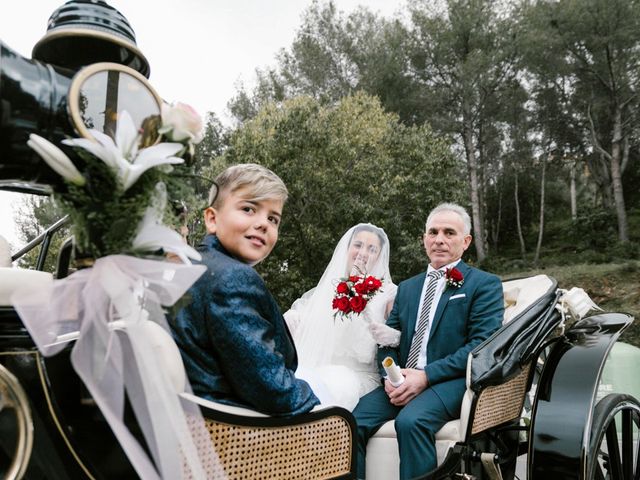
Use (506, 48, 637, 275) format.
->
(285, 224, 397, 410)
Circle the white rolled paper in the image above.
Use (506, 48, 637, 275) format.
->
(382, 356, 404, 387)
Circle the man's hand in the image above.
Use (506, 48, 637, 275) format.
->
(386, 369, 428, 406)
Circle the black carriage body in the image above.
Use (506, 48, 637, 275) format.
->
(0, 305, 137, 479)
(529, 312, 636, 479)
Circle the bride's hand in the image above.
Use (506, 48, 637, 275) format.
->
(369, 322, 401, 347)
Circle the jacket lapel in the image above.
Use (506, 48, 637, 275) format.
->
(404, 272, 426, 350)
(429, 261, 470, 339)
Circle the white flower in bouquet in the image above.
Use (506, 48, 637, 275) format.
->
(63, 111, 185, 191)
(159, 102, 204, 144)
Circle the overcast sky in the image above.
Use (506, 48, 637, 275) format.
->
(0, 0, 401, 250)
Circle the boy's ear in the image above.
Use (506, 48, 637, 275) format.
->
(203, 207, 217, 234)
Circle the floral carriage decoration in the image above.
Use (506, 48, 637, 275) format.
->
(15, 103, 222, 479)
(27, 102, 204, 261)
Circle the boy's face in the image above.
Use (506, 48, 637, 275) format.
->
(204, 187, 283, 265)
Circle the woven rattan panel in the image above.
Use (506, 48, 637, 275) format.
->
(192, 414, 352, 479)
(471, 363, 531, 435)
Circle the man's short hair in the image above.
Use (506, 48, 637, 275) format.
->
(425, 203, 472, 235)
(208, 163, 288, 208)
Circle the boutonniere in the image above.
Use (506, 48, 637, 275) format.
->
(445, 267, 464, 288)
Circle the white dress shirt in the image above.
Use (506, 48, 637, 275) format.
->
(414, 259, 461, 369)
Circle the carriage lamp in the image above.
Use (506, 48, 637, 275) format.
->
(0, 0, 158, 190)
(31, 0, 150, 78)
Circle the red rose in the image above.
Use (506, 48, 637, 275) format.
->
(336, 281, 350, 294)
(349, 275, 361, 283)
(447, 268, 463, 282)
(354, 281, 369, 295)
(333, 296, 351, 313)
(349, 295, 367, 313)
(445, 267, 464, 288)
(364, 276, 382, 292)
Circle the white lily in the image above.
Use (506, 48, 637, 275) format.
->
(27, 134, 86, 186)
(132, 183, 201, 264)
(62, 111, 185, 191)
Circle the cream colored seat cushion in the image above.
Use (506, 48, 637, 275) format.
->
(0, 267, 53, 306)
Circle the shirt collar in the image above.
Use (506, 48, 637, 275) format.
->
(427, 259, 461, 276)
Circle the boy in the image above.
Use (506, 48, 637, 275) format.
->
(170, 163, 319, 415)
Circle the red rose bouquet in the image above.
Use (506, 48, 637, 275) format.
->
(445, 267, 464, 288)
(332, 275, 383, 321)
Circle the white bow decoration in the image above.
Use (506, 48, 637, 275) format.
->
(12, 255, 224, 480)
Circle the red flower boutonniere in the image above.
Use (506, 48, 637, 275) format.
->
(332, 275, 384, 321)
(445, 267, 464, 288)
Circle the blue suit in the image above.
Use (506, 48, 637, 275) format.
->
(353, 260, 503, 479)
(169, 234, 319, 416)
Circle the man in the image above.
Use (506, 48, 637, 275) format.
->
(354, 203, 504, 479)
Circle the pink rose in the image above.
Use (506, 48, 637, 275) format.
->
(160, 102, 204, 143)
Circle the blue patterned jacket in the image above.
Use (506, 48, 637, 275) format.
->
(169, 234, 319, 415)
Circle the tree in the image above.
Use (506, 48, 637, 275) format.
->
(523, 0, 640, 243)
(13, 195, 68, 272)
(227, 2, 416, 124)
(405, 0, 521, 262)
(207, 93, 464, 307)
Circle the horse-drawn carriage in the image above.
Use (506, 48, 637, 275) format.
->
(1, 1, 638, 479)
(1, 229, 638, 480)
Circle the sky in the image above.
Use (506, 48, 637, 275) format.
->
(0, 0, 401, 250)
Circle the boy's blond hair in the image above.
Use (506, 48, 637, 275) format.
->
(208, 163, 288, 208)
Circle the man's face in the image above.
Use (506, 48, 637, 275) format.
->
(423, 211, 472, 269)
(204, 187, 282, 265)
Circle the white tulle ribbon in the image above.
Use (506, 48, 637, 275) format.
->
(11, 255, 220, 480)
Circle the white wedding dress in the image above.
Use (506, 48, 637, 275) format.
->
(284, 224, 397, 411)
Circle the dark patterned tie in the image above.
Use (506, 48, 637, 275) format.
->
(405, 270, 444, 368)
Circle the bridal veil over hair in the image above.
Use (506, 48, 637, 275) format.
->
(287, 223, 396, 374)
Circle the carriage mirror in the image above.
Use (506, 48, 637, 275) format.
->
(68, 62, 161, 141)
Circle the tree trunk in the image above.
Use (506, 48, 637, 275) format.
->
(514, 170, 526, 260)
(463, 120, 486, 263)
(570, 161, 577, 221)
(610, 106, 629, 242)
(534, 155, 547, 266)
(491, 188, 502, 250)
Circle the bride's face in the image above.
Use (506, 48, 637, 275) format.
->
(347, 231, 382, 274)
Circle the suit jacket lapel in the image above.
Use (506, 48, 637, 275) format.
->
(405, 271, 426, 349)
(429, 261, 470, 339)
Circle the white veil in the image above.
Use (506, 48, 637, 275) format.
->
(287, 224, 396, 370)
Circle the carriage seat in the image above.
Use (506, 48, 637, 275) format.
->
(140, 320, 357, 480)
(365, 274, 556, 480)
(0, 267, 53, 307)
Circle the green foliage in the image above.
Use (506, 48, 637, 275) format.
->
(54, 151, 155, 258)
(207, 92, 463, 307)
(569, 209, 618, 250)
